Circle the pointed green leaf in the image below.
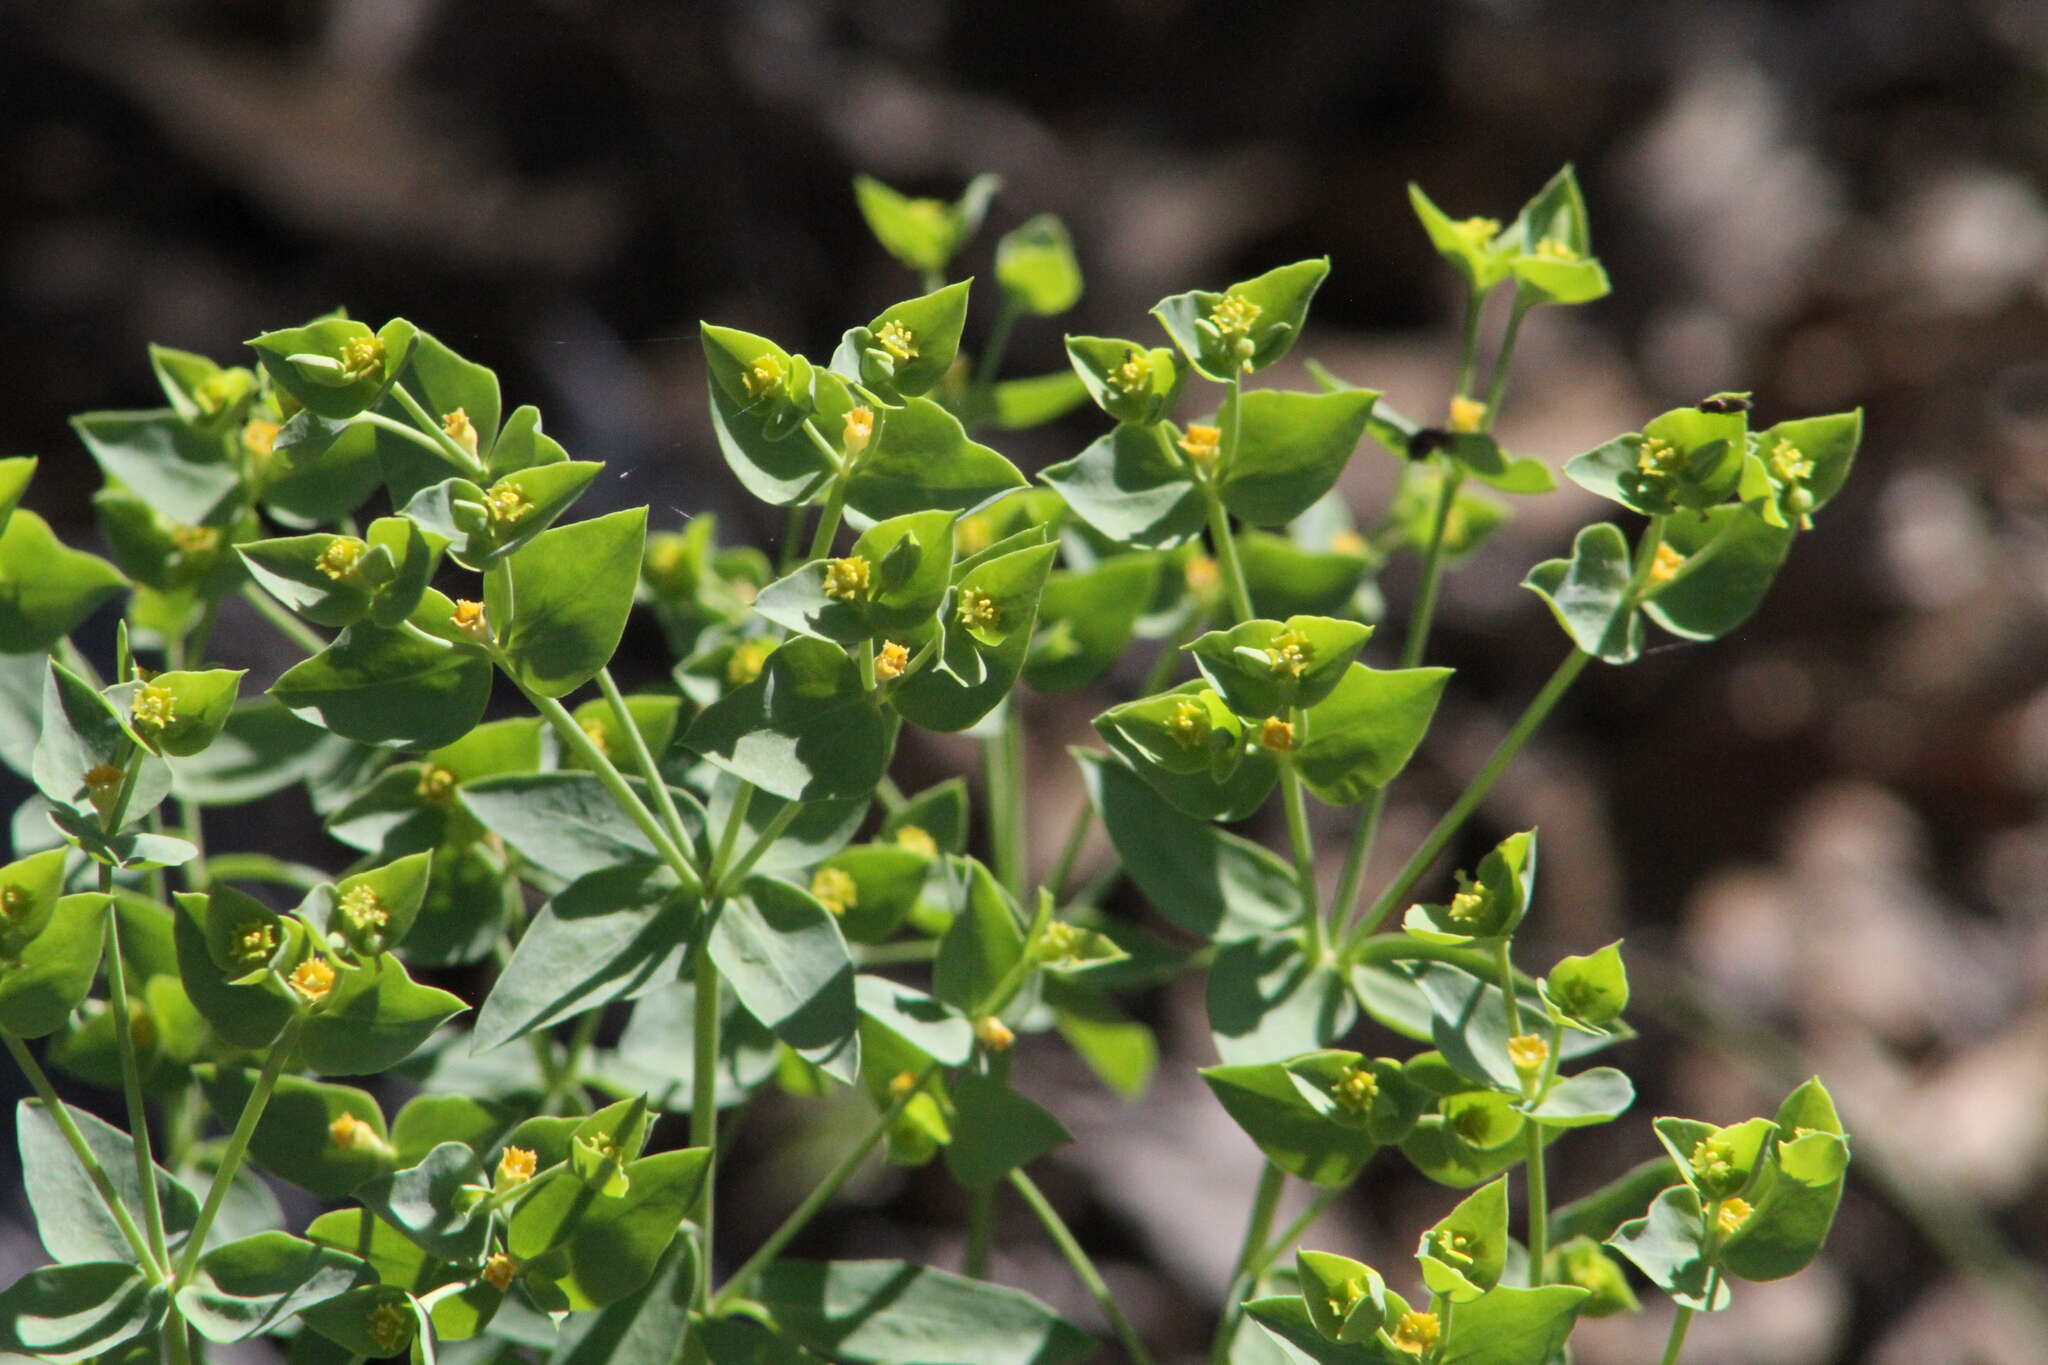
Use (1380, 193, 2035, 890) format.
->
(715, 877, 860, 1082)
(687, 636, 891, 800)
(176, 1231, 372, 1343)
(752, 1259, 1094, 1365)
(844, 397, 1026, 521)
(1522, 523, 1641, 664)
(488, 506, 645, 698)
(1293, 662, 1452, 806)
(1218, 388, 1378, 528)
(0, 511, 127, 653)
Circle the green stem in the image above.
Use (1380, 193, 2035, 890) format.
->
(690, 943, 721, 1308)
(1342, 648, 1592, 952)
(388, 382, 486, 477)
(176, 1019, 301, 1283)
(1658, 1306, 1695, 1365)
(1044, 801, 1093, 906)
(100, 878, 170, 1272)
(967, 297, 1021, 427)
(1209, 1161, 1286, 1365)
(806, 474, 850, 560)
(779, 503, 811, 574)
(855, 939, 940, 967)
(1281, 763, 1325, 963)
(718, 802, 806, 899)
(710, 783, 757, 887)
(1480, 293, 1535, 425)
(356, 410, 477, 474)
(538, 1009, 602, 1115)
(1010, 1170, 1156, 1365)
(1497, 939, 1524, 1039)
(3, 1030, 159, 1277)
(987, 699, 1027, 900)
(1454, 289, 1486, 399)
(1201, 486, 1256, 624)
(240, 585, 328, 656)
(165, 632, 207, 891)
(597, 667, 695, 858)
(163, 1312, 194, 1365)
(1523, 1118, 1550, 1284)
(1247, 1184, 1347, 1284)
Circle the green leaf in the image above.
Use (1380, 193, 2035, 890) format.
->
(945, 1073, 1071, 1185)
(1201, 1059, 1376, 1187)
(1153, 259, 1330, 381)
(840, 281, 972, 399)
(474, 862, 695, 1054)
(1418, 1176, 1510, 1302)
(714, 877, 861, 1082)
(1642, 503, 1793, 641)
(1720, 1078, 1850, 1282)
(238, 533, 378, 628)
(852, 173, 1000, 276)
(0, 892, 108, 1038)
(996, 215, 1083, 315)
(70, 409, 240, 525)
(751, 1259, 1094, 1365)
(686, 636, 891, 801)
(20, 1098, 198, 1263)
(1438, 1284, 1589, 1364)
(1076, 750, 1292, 938)
(1540, 940, 1629, 1032)
(700, 324, 833, 508)
(1413, 963, 1626, 1093)
(297, 1283, 420, 1357)
(1218, 388, 1378, 528)
(816, 844, 934, 944)
(1522, 523, 1641, 664)
(0, 511, 127, 653)
(988, 371, 1090, 429)
(1741, 410, 1862, 528)
(1295, 1250, 1387, 1344)
(248, 317, 417, 421)
(404, 462, 602, 571)
(32, 663, 159, 823)
(389, 1094, 513, 1168)
(1409, 183, 1515, 293)
(196, 1065, 395, 1199)
(1526, 1067, 1635, 1129)
(264, 414, 385, 527)
(1025, 554, 1164, 694)
(173, 892, 296, 1049)
(1293, 662, 1452, 806)
(176, 1231, 372, 1343)
(933, 859, 1027, 1015)
(551, 1239, 697, 1365)
(513, 1147, 707, 1310)
(894, 542, 1057, 733)
(270, 592, 493, 748)
(487, 506, 645, 699)
(880, 778, 970, 855)
(844, 397, 1026, 521)
(301, 954, 469, 1075)
(1047, 983, 1158, 1099)
(1239, 531, 1373, 620)
(1548, 1236, 1639, 1318)
(0, 455, 36, 531)
(1548, 1156, 1680, 1245)
(1607, 1184, 1729, 1311)
(107, 667, 243, 758)
(1402, 831, 1537, 947)
(1208, 935, 1356, 1064)
(755, 510, 957, 644)
(306, 849, 432, 957)
(1244, 1294, 1383, 1365)
(355, 1141, 492, 1262)
(1510, 252, 1610, 307)
(459, 772, 661, 882)
(856, 975, 974, 1066)
(1190, 616, 1373, 719)
(1041, 422, 1202, 550)
(1063, 337, 1185, 428)
(0, 1260, 161, 1363)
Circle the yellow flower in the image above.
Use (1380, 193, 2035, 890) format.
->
(1167, 698, 1211, 751)
(1036, 920, 1084, 964)
(725, 639, 773, 689)
(450, 599, 489, 641)
(0, 884, 28, 921)
(1109, 348, 1153, 396)
(496, 1145, 537, 1188)
(889, 1069, 921, 1100)
(956, 515, 994, 556)
(316, 536, 367, 581)
(484, 484, 531, 526)
(233, 920, 278, 968)
(1209, 293, 1262, 339)
(875, 640, 911, 682)
(956, 586, 1000, 631)
(242, 418, 280, 457)
(1716, 1197, 1753, 1236)
(441, 408, 479, 457)
(1452, 216, 1500, 249)
(339, 884, 388, 933)
(131, 683, 176, 735)
(82, 763, 126, 812)
(1185, 555, 1221, 594)
(810, 866, 859, 916)
(169, 524, 222, 555)
(824, 556, 872, 602)
(416, 765, 457, 802)
(1390, 1310, 1440, 1355)
(1507, 1033, 1550, 1076)
(843, 405, 876, 458)
(741, 353, 786, 402)
(1328, 531, 1368, 557)
(1649, 542, 1686, 587)
(1448, 394, 1487, 434)
(339, 335, 386, 382)
(1533, 236, 1579, 261)
(580, 717, 611, 756)
(893, 824, 938, 858)
(1768, 438, 1814, 485)
(288, 958, 336, 1002)
(367, 1301, 411, 1352)
(1266, 629, 1313, 679)
(1447, 879, 1491, 926)
(329, 1112, 388, 1152)
(1330, 1065, 1378, 1114)
(483, 1253, 517, 1292)
(1178, 423, 1222, 467)
(1258, 717, 1295, 753)
(876, 320, 918, 362)
(973, 1016, 1015, 1053)
(1635, 436, 1681, 481)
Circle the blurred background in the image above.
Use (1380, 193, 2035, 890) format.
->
(5, 1, 2048, 1361)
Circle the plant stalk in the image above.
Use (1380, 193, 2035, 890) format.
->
(1010, 1169, 1156, 1365)
(1200, 486, 1256, 625)
(1281, 763, 1325, 963)
(99, 876, 171, 1273)
(690, 942, 721, 1308)
(388, 381, 487, 477)
(1209, 1161, 1286, 1365)
(1658, 1306, 1696, 1365)
(597, 666, 695, 860)
(176, 1018, 302, 1283)
(239, 585, 328, 656)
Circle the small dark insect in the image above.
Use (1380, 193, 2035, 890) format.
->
(1697, 391, 1753, 414)
(1408, 426, 1452, 459)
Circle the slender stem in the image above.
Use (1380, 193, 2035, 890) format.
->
(988, 699, 1027, 900)
(855, 939, 940, 966)
(3, 1031, 159, 1276)
(690, 943, 721, 1308)
(240, 585, 328, 656)
(164, 1311, 194, 1365)
(965, 1185, 995, 1279)
(1281, 764, 1325, 963)
(1010, 1170, 1156, 1365)
(712, 1062, 938, 1309)
(717, 801, 805, 898)
(597, 667, 694, 858)
(355, 410, 475, 472)
(1044, 801, 1094, 905)
(388, 381, 486, 477)
(1497, 939, 1525, 1039)
(1342, 648, 1593, 952)
(1246, 1185, 1348, 1284)
(1209, 1161, 1286, 1365)
(537, 1009, 602, 1115)
(514, 681, 701, 898)
(100, 880, 169, 1272)
(806, 475, 850, 560)
(1201, 487, 1255, 624)
(1524, 1118, 1550, 1284)
(967, 297, 1021, 426)
(1658, 1306, 1696, 1365)
(710, 784, 757, 887)
(165, 632, 207, 891)
(1454, 289, 1486, 399)
(1141, 605, 1208, 694)
(1480, 293, 1535, 424)
(176, 1019, 301, 1282)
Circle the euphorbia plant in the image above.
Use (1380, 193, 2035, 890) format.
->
(0, 164, 1855, 1365)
